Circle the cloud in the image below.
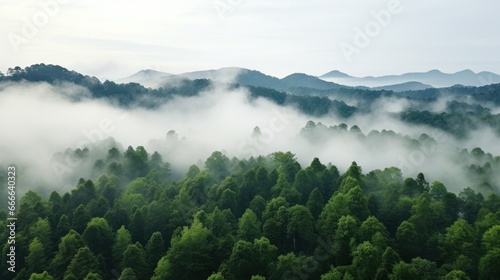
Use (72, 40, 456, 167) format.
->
(0, 77, 498, 198)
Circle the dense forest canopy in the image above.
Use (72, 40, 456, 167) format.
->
(1, 145, 499, 279)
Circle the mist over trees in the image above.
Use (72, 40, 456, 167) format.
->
(2, 64, 500, 139)
(1, 144, 499, 279)
(1, 64, 500, 279)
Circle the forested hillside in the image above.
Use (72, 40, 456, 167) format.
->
(1, 143, 499, 280)
(3, 64, 500, 138)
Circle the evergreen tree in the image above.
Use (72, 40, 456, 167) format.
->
(479, 248, 500, 280)
(29, 271, 54, 280)
(318, 193, 351, 238)
(306, 187, 324, 219)
(395, 221, 418, 261)
(64, 247, 100, 280)
(118, 268, 137, 280)
(164, 219, 216, 279)
(29, 218, 53, 256)
(82, 218, 114, 263)
(286, 205, 315, 252)
(55, 214, 70, 242)
(238, 209, 261, 242)
(122, 243, 149, 280)
(26, 238, 47, 274)
(352, 241, 381, 280)
(50, 230, 86, 280)
(84, 272, 103, 280)
(113, 226, 133, 272)
(145, 232, 165, 271)
(72, 204, 91, 234)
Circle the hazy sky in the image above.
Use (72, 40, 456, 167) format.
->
(1, 0, 499, 80)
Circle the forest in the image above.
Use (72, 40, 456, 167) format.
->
(1, 139, 499, 279)
(1, 64, 500, 279)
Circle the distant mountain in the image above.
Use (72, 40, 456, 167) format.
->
(184, 68, 348, 91)
(121, 68, 500, 92)
(177, 68, 282, 89)
(116, 69, 173, 88)
(320, 69, 500, 88)
(321, 70, 352, 79)
(0, 64, 358, 117)
(372, 81, 434, 92)
(119, 67, 346, 92)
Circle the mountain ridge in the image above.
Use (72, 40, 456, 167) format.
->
(319, 69, 500, 88)
(118, 67, 500, 92)
(117, 67, 347, 92)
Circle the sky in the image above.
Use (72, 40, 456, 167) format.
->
(1, 0, 500, 80)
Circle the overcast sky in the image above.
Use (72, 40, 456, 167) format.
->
(1, 0, 499, 80)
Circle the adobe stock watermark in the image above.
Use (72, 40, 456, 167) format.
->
(340, 0, 404, 63)
(8, 0, 72, 52)
(212, 0, 247, 20)
(50, 113, 128, 188)
(238, 107, 296, 158)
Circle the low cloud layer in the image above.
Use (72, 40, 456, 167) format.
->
(0, 80, 498, 197)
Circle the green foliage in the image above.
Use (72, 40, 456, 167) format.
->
(151, 256, 170, 280)
(30, 271, 54, 280)
(392, 258, 438, 280)
(118, 268, 137, 280)
(113, 226, 132, 271)
(82, 218, 114, 261)
(444, 270, 471, 280)
(238, 209, 261, 242)
(26, 238, 47, 274)
(7, 146, 500, 280)
(439, 219, 476, 262)
(29, 218, 53, 257)
(72, 204, 91, 233)
(334, 215, 359, 265)
(164, 219, 216, 279)
(320, 269, 343, 280)
(306, 187, 324, 219)
(18, 190, 49, 232)
(207, 272, 225, 280)
(84, 272, 103, 280)
(205, 151, 231, 181)
(347, 186, 370, 221)
(262, 197, 289, 248)
(353, 241, 381, 280)
(64, 247, 101, 280)
(479, 248, 500, 280)
(318, 193, 351, 237)
(146, 232, 166, 271)
(359, 216, 389, 246)
(482, 225, 500, 251)
(395, 221, 418, 261)
(50, 230, 86, 279)
(123, 243, 149, 280)
(286, 205, 315, 252)
(271, 252, 304, 280)
(271, 152, 301, 183)
(339, 176, 361, 194)
(375, 247, 400, 280)
(227, 237, 278, 279)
